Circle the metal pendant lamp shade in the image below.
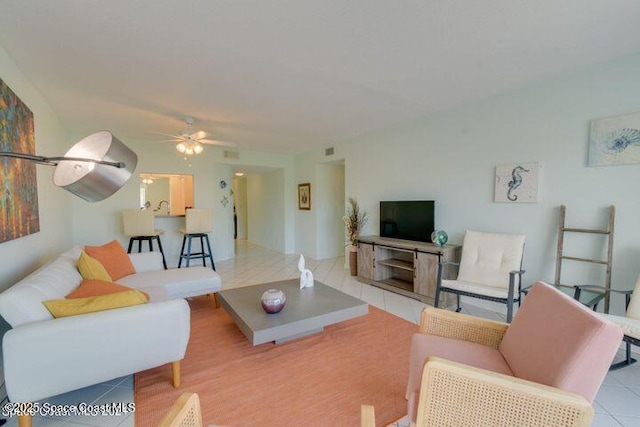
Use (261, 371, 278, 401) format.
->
(52, 131, 138, 202)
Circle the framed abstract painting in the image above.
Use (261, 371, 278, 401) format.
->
(0, 78, 39, 243)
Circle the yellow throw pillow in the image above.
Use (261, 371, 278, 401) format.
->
(43, 290, 148, 318)
(77, 251, 112, 282)
(84, 240, 136, 281)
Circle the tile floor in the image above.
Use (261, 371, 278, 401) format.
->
(2, 240, 639, 426)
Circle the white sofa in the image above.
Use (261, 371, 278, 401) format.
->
(0, 246, 222, 409)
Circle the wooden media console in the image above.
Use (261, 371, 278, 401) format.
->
(356, 235, 461, 306)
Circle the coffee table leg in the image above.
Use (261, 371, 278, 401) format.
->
(275, 327, 324, 345)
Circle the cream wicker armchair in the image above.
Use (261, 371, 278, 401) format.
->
(363, 282, 623, 427)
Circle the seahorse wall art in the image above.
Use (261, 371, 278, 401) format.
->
(507, 166, 530, 201)
(589, 112, 640, 166)
(494, 162, 540, 203)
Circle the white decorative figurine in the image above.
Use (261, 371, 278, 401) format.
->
(298, 254, 314, 289)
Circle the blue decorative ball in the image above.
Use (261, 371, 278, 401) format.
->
(431, 230, 448, 247)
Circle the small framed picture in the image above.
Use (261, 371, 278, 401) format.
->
(494, 162, 541, 203)
(298, 183, 311, 210)
(589, 111, 640, 167)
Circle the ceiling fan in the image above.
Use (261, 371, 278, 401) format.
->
(161, 117, 236, 156)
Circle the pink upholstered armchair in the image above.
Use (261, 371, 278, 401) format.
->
(363, 281, 623, 427)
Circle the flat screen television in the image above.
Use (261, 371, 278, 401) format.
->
(379, 200, 435, 243)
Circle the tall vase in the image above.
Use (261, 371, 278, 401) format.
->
(349, 245, 358, 276)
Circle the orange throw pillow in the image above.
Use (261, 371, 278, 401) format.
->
(67, 279, 149, 301)
(84, 240, 136, 281)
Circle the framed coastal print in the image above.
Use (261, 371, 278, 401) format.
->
(588, 112, 640, 167)
(494, 162, 541, 203)
(298, 183, 311, 210)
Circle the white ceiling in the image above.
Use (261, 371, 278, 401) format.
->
(1, 1, 639, 153)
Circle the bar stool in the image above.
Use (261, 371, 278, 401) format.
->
(122, 209, 167, 269)
(178, 209, 215, 270)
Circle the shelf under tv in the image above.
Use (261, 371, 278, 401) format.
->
(377, 258, 413, 272)
(356, 235, 461, 306)
(378, 277, 413, 293)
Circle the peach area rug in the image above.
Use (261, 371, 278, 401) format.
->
(135, 295, 416, 426)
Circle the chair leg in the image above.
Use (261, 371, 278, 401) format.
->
(204, 235, 215, 270)
(610, 340, 638, 370)
(506, 273, 516, 323)
(506, 302, 513, 323)
(148, 236, 154, 252)
(172, 360, 181, 388)
(18, 414, 32, 427)
(178, 236, 187, 268)
(186, 236, 193, 267)
(434, 263, 443, 308)
(127, 238, 134, 253)
(156, 236, 168, 270)
(199, 235, 206, 266)
(456, 294, 461, 312)
(137, 238, 142, 253)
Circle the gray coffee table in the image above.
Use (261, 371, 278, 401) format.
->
(217, 279, 368, 345)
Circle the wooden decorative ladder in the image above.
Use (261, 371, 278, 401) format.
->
(555, 205, 615, 313)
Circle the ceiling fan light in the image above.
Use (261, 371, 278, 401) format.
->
(176, 143, 186, 153)
(193, 143, 204, 154)
(185, 146, 194, 155)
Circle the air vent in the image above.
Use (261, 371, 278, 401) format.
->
(325, 147, 335, 156)
(224, 150, 239, 159)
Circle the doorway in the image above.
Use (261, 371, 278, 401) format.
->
(232, 174, 248, 240)
(232, 166, 286, 253)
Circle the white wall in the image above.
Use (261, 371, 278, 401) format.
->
(316, 163, 345, 259)
(58, 133, 297, 262)
(337, 54, 640, 315)
(4, 35, 639, 320)
(216, 150, 296, 253)
(0, 45, 73, 291)
(294, 154, 317, 258)
(70, 141, 236, 263)
(246, 169, 286, 252)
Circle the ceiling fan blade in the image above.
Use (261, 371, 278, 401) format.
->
(148, 131, 182, 139)
(191, 130, 208, 140)
(200, 139, 237, 147)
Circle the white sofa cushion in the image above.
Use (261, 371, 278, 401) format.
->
(457, 230, 526, 290)
(0, 246, 222, 328)
(0, 247, 83, 327)
(441, 279, 510, 299)
(3, 298, 190, 403)
(600, 313, 640, 340)
(119, 266, 222, 300)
